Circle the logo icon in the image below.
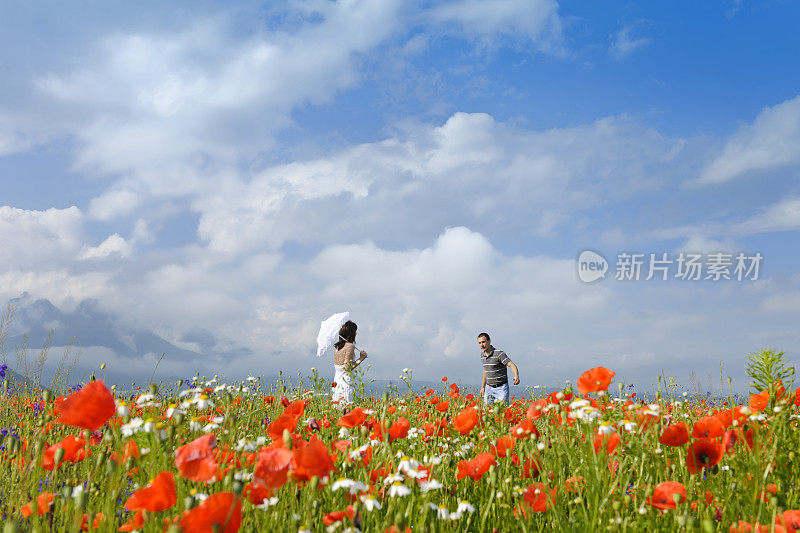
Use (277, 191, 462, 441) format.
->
(577, 250, 608, 283)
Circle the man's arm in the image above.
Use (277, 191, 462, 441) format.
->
(480, 367, 486, 395)
(507, 361, 520, 385)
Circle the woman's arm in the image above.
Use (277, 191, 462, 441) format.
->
(347, 348, 368, 371)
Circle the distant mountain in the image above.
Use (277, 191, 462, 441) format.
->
(2, 293, 249, 363)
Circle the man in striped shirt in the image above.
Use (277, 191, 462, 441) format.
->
(478, 332, 520, 405)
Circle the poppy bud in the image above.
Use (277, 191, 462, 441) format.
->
(43, 389, 53, 403)
(283, 429, 292, 449)
(149, 383, 158, 396)
(74, 490, 85, 510)
(3, 519, 20, 533)
(125, 457, 135, 470)
(54, 446, 66, 466)
(232, 480, 244, 495)
(94, 450, 107, 469)
(702, 519, 715, 533)
(184, 496, 194, 510)
(105, 460, 116, 474)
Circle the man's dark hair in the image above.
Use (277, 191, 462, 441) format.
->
(477, 332, 490, 342)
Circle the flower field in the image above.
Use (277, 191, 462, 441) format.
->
(1, 366, 800, 532)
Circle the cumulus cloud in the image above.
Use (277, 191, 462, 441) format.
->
(0, 206, 83, 269)
(698, 95, 800, 184)
(78, 234, 133, 260)
(195, 112, 685, 253)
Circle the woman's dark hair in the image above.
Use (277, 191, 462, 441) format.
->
(335, 320, 357, 350)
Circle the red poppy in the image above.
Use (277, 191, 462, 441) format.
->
(174, 434, 219, 482)
(253, 446, 293, 488)
(523, 483, 556, 512)
(452, 407, 479, 435)
(119, 511, 145, 532)
(510, 418, 540, 439)
(714, 409, 733, 429)
(42, 434, 87, 470)
(778, 510, 800, 533)
(593, 432, 621, 455)
(323, 506, 355, 526)
(692, 416, 726, 439)
(20, 492, 55, 517)
(243, 482, 273, 506)
(54, 380, 116, 431)
(267, 413, 300, 441)
(749, 390, 769, 412)
(722, 428, 740, 454)
(125, 471, 177, 512)
(442, 376, 448, 382)
(686, 438, 723, 474)
(80, 512, 104, 530)
(436, 401, 450, 412)
(526, 399, 548, 420)
(291, 437, 336, 482)
(389, 417, 410, 441)
(180, 492, 242, 533)
(659, 422, 689, 447)
(521, 457, 541, 479)
(648, 481, 686, 510)
(337, 407, 367, 428)
(565, 475, 585, 493)
(456, 453, 496, 481)
(490, 435, 515, 458)
(730, 522, 786, 533)
(282, 400, 306, 419)
(576, 367, 616, 395)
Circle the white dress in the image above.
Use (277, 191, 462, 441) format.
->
(332, 346, 354, 404)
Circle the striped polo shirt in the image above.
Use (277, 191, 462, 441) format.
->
(482, 347, 511, 387)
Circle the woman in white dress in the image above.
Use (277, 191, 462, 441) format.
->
(332, 320, 367, 405)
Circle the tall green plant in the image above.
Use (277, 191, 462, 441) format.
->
(746, 348, 794, 393)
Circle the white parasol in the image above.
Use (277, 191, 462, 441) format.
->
(316, 311, 352, 357)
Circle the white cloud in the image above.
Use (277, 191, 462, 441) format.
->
(195, 112, 685, 254)
(698, 95, 800, 184)
(730, 196, 800, 235)
(609, 21, 651, 60)
(430, 0, 563, 51)
(0, 206, 83, 269)
(88, 188, 141, 220)
(26, 1, 404, 190)
(675, 235, 741, 254)
(0, 270, 110, 310)
(653, 195, 800, 242)
(78, 233, 133, 260)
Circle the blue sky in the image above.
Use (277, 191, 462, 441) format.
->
(1, 0, 799, 391)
